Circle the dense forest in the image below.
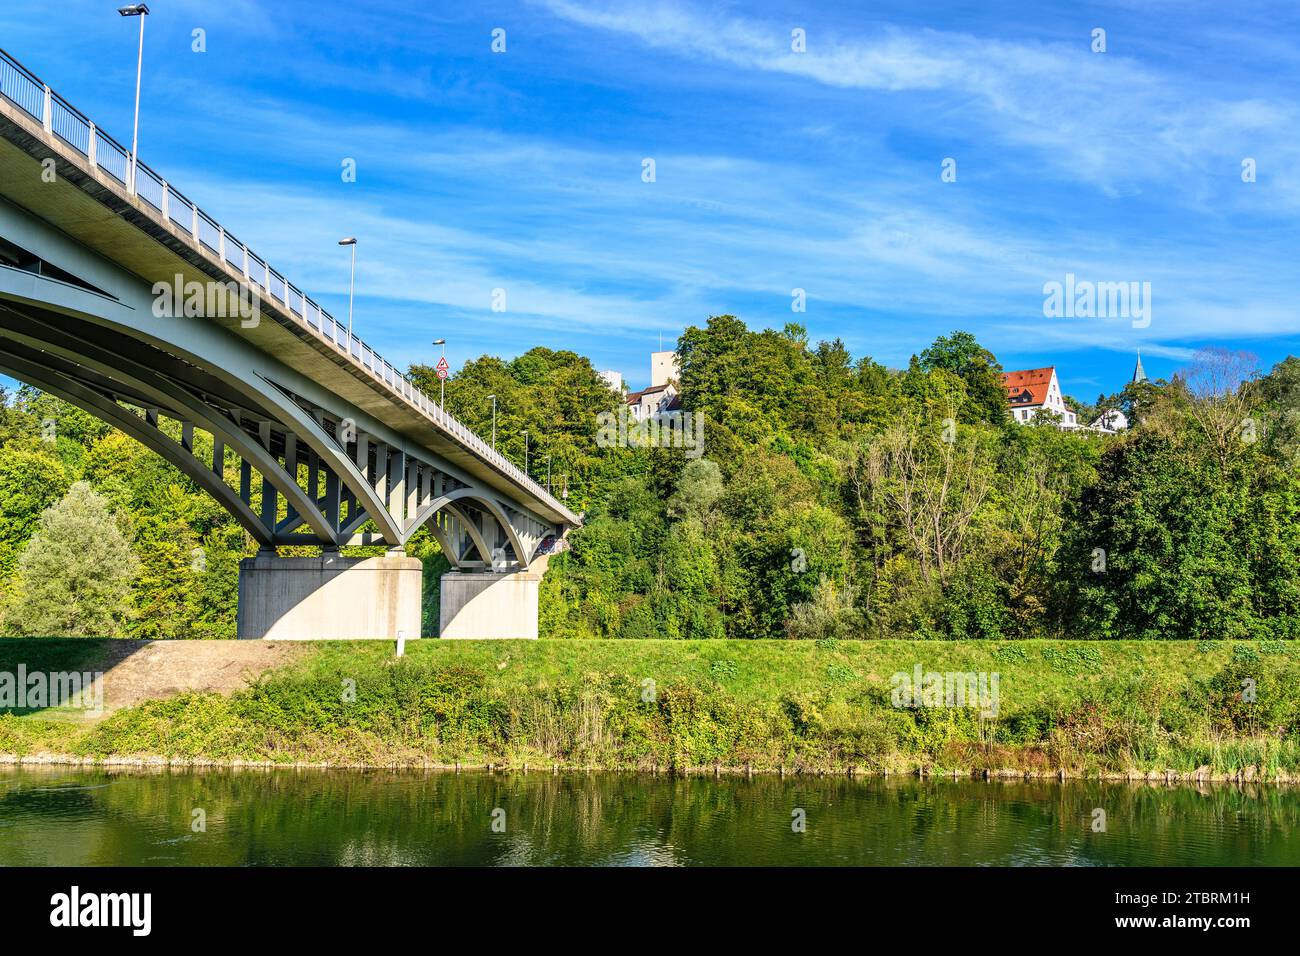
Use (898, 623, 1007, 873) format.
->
(2, 316, 1298, 641)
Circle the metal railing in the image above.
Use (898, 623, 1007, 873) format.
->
(0, 45, 575, 522)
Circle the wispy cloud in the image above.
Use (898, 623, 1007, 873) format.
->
(536, 0, 1300, 204)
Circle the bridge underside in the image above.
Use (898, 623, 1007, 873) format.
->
(0, 291, 553, 570)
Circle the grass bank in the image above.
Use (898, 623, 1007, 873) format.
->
(2, 638, 1299, 780)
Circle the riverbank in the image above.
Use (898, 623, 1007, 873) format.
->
(2, 638, 1298, 780)
(1, 754, 1291, 784)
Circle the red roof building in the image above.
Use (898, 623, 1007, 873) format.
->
(1001, 366, 1077, 428)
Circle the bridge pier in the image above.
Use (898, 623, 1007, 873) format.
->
(439, 570, 540, 640)
(237, 552, 423, 640)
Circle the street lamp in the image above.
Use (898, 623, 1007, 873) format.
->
(432, 338, 447, 407)
(486, 394, 497, 452)
(522, 430, 528, 475)
(338, 238, 356, 340)
(118, 4, 150, 196)
(546, 456, 552, 493)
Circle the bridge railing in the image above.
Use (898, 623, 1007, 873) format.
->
(0, 46, 575, 523)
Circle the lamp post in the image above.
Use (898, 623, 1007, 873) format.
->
(338, 238, 356, 339)
(522, 430, 528, 476)
(433, 338, 447, 407)
(560, 473, 568, 500)
(486, 394, 497, 452)
(546, 456, 552, 493)
(118, 4, 150, 196)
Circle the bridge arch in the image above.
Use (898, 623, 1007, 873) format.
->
(408, 488, 533, 569)
(0, 269, 558, 566)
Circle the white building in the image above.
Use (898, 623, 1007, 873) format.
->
(1003, 367, 1078, 428)
(626, 350, 681, 421)
(625, 383, 679, 422)
(598, 369, 624, 393)
(1090, 409, 1129, 433)
(1084, 353, 1144, 434)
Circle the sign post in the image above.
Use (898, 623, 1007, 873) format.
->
(435, 355, 449, 407)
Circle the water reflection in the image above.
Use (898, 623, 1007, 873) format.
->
(0, 767, 1295, 866)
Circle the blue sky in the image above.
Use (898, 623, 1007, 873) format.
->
(2, 0, 1297, 398)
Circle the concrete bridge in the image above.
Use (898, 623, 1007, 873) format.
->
(0, 47, 580, 640)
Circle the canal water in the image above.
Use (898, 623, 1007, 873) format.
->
(0, 766, 1295, 866)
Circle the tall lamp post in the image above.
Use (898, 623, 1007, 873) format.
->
(546, 456, 552, 493)
(486, 394, 497, 452)
(338, 238, 357, 340)
(118, 4, 150, 195)
(433, 338, 447, 407)
(522, 430, 529, 476)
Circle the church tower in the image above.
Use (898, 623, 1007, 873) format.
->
(1132, 350, 1147, 384)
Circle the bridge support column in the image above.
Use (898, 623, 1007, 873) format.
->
(439, 570, 539, 640)
(238, 553, 423, 640)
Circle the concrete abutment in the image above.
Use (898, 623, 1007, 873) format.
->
(438, 571, 541, 640)
(237, 553, 423, 640)
(237, 554, 540, 640)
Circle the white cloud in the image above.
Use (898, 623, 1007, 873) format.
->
(535, 0, 1300, 203)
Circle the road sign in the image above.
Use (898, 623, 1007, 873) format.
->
(436, 367, 448, 380)
(435, 356, 449, 380)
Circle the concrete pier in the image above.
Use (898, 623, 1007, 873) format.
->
(237, 553, 423, 640)
(440, 570, 540, 639)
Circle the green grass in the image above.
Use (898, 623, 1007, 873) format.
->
(2, 638, 1299, 778)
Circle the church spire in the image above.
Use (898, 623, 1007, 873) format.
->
(1132, 349, 1147, 384)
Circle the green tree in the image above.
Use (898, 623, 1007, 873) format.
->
(411, 347, 618, 509)
(667, 458, 723, 521)
(1256, 355, 1300, 465)
(4, 481, 137, 636)
(917, 331, 1008, 425)
(0, 444, 70, 580)
(1057, 398, 1300, 640)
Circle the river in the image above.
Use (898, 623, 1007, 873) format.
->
(1, 766, 1295, 865)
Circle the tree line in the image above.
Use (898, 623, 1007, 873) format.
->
(498, 321, 1300, 641)
(2, 318, 1297, 639)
